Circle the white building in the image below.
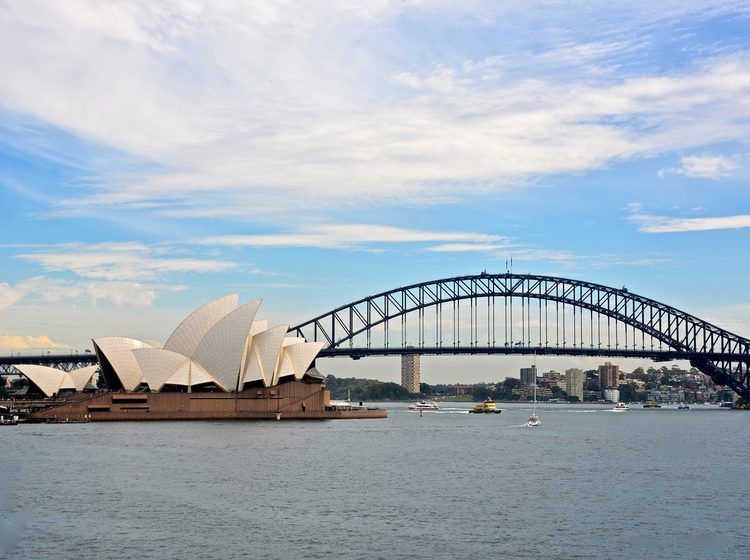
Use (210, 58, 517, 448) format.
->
(603, 388, 620, 403)
(92, 294, 325, 393)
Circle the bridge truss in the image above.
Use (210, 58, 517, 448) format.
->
(0, 353, 97, 376)
(290, 273, 750, 400)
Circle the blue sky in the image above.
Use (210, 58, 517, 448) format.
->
(2, 1, 750, 383)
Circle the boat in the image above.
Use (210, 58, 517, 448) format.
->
(643, 400, 661, 408)
(329, 389, 365, 411)
(468, 398, 501, 414)
(0, 406, 19, 425)
(613, 402, 629, 412)
(677, 403, 690, 410)
(526, 382, 542, 427)
(408, 400, 440, 411)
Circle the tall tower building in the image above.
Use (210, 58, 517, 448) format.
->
(520, 365, 538, 386)
(565, 368, 584, 401)
(401, 351, 421, 393)
(598, 362, 620, 389)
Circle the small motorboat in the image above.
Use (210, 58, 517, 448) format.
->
(613, 402, 629, 412)
(677, 403, 690, 410)
(468, 397, 501, 414)
(0, 410, 19, 425)
(408, 400, 440, 411)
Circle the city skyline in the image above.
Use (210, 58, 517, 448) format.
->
(2, 2, 750, 384)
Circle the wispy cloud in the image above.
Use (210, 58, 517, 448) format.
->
(3, 3, 750, 221)
(628, 204, 750, 233)
(0, 335, 69, 351)
(15, 242, 237, 281)
(0, 275, 185, 311)
(0, 277, 81, 311)
(193, 224, 508, 250)
(659, 154, 737, 179)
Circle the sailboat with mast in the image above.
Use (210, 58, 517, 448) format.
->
(526, 354, 542, 427)
(527, 383, 542, 427)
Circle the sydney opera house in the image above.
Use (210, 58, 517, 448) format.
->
(12, 295, 385, 421)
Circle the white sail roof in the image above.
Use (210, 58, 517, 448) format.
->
(192, 300, 262, 391)
(280, 341, 327, 381)
(90, 294, 326, 393)
(14, 364, 65, 397)
(275, 338, 306, 380)
(163, 294, 239, 358)
(241, 325, 289, 387)
(249, 320, 268, 336)
(133, 348, 221, 391)
(13, 364, 97, 397)
(166, 360, 216, 387)
(92, 337, 152, 391)
(133, 348, 191, 392)
(64, 365, 98, 391)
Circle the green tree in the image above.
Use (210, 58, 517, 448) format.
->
(472, 386, 491, 401)
(618, 383, 639, 403)
(550, 386, 567, 399)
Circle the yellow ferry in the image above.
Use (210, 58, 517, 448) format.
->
(469, 397, 502, 414)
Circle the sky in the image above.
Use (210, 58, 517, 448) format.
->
(1, 1, 750, 384)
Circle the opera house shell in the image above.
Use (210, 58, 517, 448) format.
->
(92, 294, 325, 394)
(16, 295, 386, 422)
(12, 364, 97, 398)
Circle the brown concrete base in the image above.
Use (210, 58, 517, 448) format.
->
(18, 380, 387, 422)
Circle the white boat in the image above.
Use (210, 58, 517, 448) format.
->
(329, 390, 364, 410)
(408, 400, 439, 411)
(0, 407, 19, 425)
(526, 381, 542, 427)
(613, 402, 629, 412)
(677, 403, 690, 410)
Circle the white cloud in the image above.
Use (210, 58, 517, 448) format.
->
(0, 335, 69, 351)
(2, 2, 750, 220)
(701, 303, 750, 338)
(660, 154, 737, 179)
(428, 243, 510, 252)
(628, 205, 750, 233)
(0, 283, 24, 311)
(87, 281, 182, 308)
(193, 224, 508, 249)
(0, 277, 82, 311)
(15, 242, 237, 281)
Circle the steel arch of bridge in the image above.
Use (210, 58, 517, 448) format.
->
(290, 273, 750, 400)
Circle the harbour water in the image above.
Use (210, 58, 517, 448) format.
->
(1, 403, 749, 559)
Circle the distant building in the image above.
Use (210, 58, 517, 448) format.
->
(447, 384, 473, 395)
(598, 362, 620, 389)
(401, 351, 420, 393)
(513, 385, 553, 400)
(541, 370, 563, 389)
(520, 365, 538, 386)
(565, 368, 584, 401)
(603, 388, 620, 403)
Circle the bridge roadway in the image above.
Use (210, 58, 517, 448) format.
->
(319, 345, 745, 362)
(0, 353, 97, 375)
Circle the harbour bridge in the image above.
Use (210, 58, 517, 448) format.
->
(2, 273, 749, 400)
